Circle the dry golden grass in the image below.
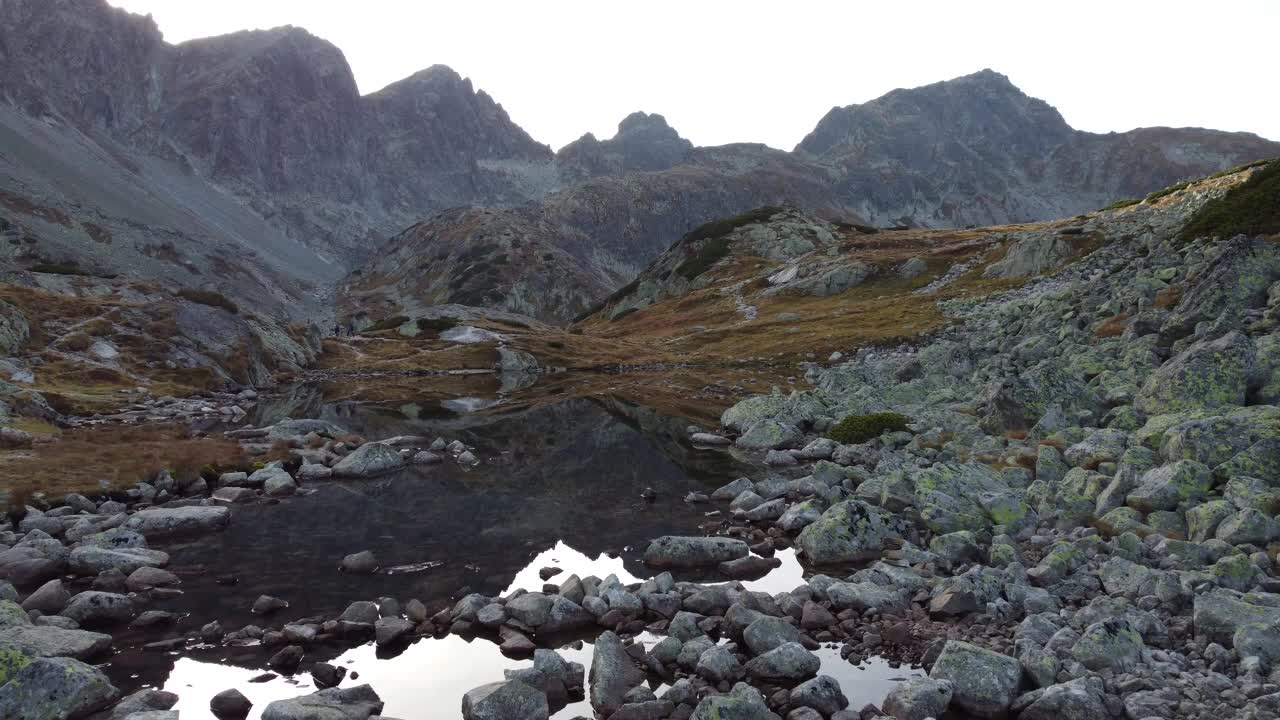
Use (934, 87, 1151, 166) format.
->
(1093, 313, 1130, 339)
(0, 425, 247, 496)
(1154, 287, 1181, 310)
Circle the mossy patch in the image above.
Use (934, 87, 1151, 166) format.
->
(826, 412, 911, 444)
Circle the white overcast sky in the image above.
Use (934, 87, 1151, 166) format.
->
(108, 0, 1280, 151)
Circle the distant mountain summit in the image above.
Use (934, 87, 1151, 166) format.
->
(796, 69, 1278, 226)
(557, 112, 694, 181)
(1, 3, 1277, 322)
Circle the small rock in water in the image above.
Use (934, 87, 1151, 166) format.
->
(341, 550, 379, 574)
(268, 645, 304, 670)
(457, 450, 479, 465)
(210, 687, 253, 717)
(312, 662, 347, 688)
(538, 566, 562, 580)
(251, 595, 288, 614)
(640, 487, 657, 501)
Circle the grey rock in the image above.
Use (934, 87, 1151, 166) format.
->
(332, 443, 404, 477)
(261, 684, 384, 720)
(691, 681, 779, 720)
(589, 631, 644, 717)
(790, 674, 849, 716)
(743, 641, 820, 682)
(643, 536, 749, 568)
(68, 546, 168, 576)
(340, 550, 379, 574)
(61, 591, 134, 626)
(0, 625, 112, 660)
(210, 688, 253, 716)
(461, 680, 548, 720)
(21, 578, 71, 614)
(124, 506, 230, 537)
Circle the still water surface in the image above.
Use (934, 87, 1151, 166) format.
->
(105, 389, 920, 717)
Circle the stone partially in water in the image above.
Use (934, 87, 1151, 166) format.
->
(124, 506, 230, 537)
(261, 684, 384, 720)
(211, 687, 253, 717)
(642, 536, 748, 568)
(461, 680, 548, 720)
(332, 443, 404, 477)
(0, 625, 111, 660)
(340, 550, 379, 574)
(61, 591, 134, 626)
(589, 631, 644, 717)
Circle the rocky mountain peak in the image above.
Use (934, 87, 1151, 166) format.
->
(557, 110, 694, 181)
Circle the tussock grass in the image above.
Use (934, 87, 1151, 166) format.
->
(0, 424, 247, 496)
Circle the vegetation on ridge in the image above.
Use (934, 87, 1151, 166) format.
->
(1179, 158, 1280, 242)
(675, 206, 786, 280)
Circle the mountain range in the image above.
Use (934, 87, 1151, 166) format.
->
(2, 0, 1277, 322)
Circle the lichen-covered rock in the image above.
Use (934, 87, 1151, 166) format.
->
(722, 392, 826, 433)
(691, 682, 779, 720)
(928, 640, 1021, 718)
(1071, 619, 1144, 672)
(1193, 589, 1280, 644)
(735, 419, 802, 450)
(795, 500, 907, 565)
(1012, 677, 1107, 720)
(0, 625, 112, 660)
(826, 581, 908, 613)
(1216, 507, 1277, 546)
(882, 677, 953, 720)
(0, 656, 119, 719)
(743, 642, 819, 682)
(1135, 332, 1254, 415)
(742, 616, 801, 656)
(1125, 460, 1213, 512)
(589, 631, 643, 717)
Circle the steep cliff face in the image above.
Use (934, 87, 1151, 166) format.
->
(0, 0, 166, 131)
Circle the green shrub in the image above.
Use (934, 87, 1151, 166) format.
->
(1101, 198, 1140, 212)
(547, 340, 565, 349)
(676, 235, 733, 281)
(29, 262, 87, 276)
(176, 289, 238, 314)
(826, 412, 911, 444)
(415, 317, 456, 335)
(611, 307, 639, 321)
(365, 315, 409, 332)
(1179, 159, 1279, 242)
